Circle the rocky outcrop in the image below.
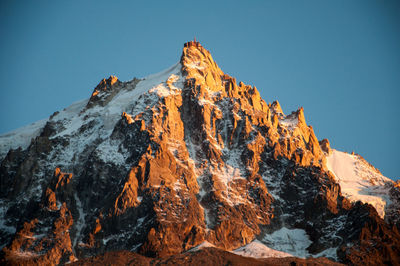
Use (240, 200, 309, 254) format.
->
(87, 75, 120, 108)
(388, 182, 400, 227)
(0, 40, 399, 265)
(68, 247, 344, 266)
(2, 193, 75, 265)
(319, 138, 331, 154)
(86, 76, 140, 109)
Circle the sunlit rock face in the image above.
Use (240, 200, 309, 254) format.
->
(1, 41, 399, 265)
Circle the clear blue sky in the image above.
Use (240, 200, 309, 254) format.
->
(0, 0, 399, 180)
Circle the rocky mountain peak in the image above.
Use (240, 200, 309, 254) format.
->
(181, 40, 224, 93)
(270, 100, 283, 115)
(94, 75, 119, 94)
(295, 107, 306, 125)
(86, 75, 121, 108)
(319, 138, 331, 154)
(0, 40, 399, 265)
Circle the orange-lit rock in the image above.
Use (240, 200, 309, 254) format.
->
(121, 112, 134, 124)
(114, 167, 140, 215)
(54, 167, 73, 189)
(1, 40, 399, 265)
(45, 187, 58, 211)
(2, 203, 75, 265)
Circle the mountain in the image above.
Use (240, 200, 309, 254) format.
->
(0, 40, 399, 265)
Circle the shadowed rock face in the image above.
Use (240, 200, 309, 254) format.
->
(1, 41, 399, 265)
(1, 248, 345, 266)
(72, 248, 345, 266)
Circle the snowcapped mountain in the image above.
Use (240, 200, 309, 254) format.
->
(0, 40, 399, 265)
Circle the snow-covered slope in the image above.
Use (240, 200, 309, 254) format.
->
(233, 240, 292, 258)
(0, 63, 181, 162)
(0, 118, 48, 160)
(190, 240, 292, 259)
(192, 229, 335, 260)
(188, 241, 216, 252)
(261, 227, 312, 259)
(326, 149, 394, 219)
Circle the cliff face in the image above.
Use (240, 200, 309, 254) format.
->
(1, 41, 399, 265)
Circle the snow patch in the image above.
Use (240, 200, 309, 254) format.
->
(96, 139, 128, 166)
(149, 83, 178, 98)
(149, 73, 183, 98)
(326, 149, 393, 219)
(130, 243, 142, 251)
(233, 240, 292, 258)
(185, 62, 205, 70)
(315, 247, 338, 260)
(262, 227, 312, 258)
(12, 250, 40, 258)
(189, 241, 215, 252)
(279, 116, 298, 129)
(0, 118, 48, 159)
(73, 193, 86, 248)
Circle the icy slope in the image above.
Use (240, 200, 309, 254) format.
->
(190, 240, 291, 258)
(233, 240, 292, 258)
(0, 118, 48, 160)
(0, 63, 181, 161)
(326, 149, 394, 219)
(261, 227, 312, 258)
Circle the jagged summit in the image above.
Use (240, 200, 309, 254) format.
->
(270, 100, 283, 115)
(1, 41, 399, 265)
(181, 39, 224, 84)
(184, 37, 202, 48)
(87, 75, 120, 108)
